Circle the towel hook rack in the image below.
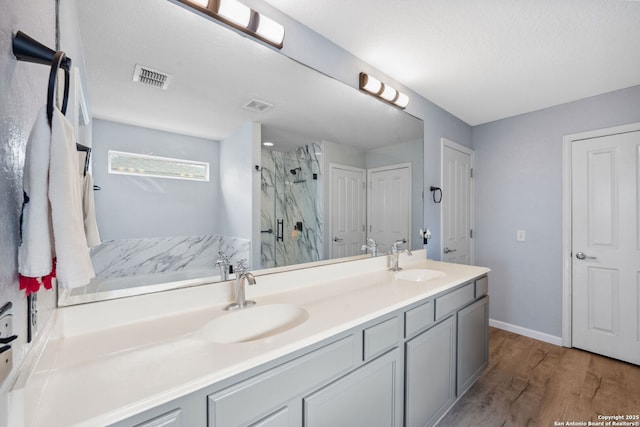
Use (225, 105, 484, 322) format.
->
(12, 31, 72, 126)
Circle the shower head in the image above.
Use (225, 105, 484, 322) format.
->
(290, 167, 301, 175)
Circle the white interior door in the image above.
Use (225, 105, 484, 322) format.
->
(442, 140, 473, 264)
(571, 130, 640, 365)
(367, 164, 411, 254)
(330, 164, 366, 259)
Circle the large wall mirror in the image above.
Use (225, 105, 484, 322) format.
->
(60, 0, 424, 305)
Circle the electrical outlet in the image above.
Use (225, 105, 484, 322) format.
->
(27, 293, 38, 343)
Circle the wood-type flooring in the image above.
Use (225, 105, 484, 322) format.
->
(438, 327, 640, 427)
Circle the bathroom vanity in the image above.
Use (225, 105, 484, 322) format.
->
(9, 251, 489, 427)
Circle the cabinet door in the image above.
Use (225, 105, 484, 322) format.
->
(208, 336, 354, 426)
(303, 349, 402, 427)
(457, 296, 489, 395)
(405, 315, 456, 427)
(249, 406, 292, 427)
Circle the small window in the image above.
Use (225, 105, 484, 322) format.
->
(108, 150, 209, 181)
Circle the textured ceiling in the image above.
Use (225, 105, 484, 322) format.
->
(76, 0, 422, 150)
(264, 0, 640, 125)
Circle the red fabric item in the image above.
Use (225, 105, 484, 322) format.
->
(19, 258, 56, 296)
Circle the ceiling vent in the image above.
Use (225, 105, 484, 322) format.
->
(132, 64, 172, 90)
(243, 99, 274, 113)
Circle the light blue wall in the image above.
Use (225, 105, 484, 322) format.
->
(92, 119, 220, 240)
(0, 0, 57, 422)
(218, 122, 257, 241)
(473, 85, 640, 338)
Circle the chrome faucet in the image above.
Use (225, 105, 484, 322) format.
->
(215, 251, 231, 281)
(225, 259, 256, 311)
(361, 238, 378, 257)
(389, 238, 412, 271)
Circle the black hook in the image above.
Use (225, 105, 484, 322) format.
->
(12, 31, 72, 126)
(12, 31, 71, 71)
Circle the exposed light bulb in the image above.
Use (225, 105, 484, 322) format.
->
(217, 0, 251, 27)
(256, 14, 285, 45)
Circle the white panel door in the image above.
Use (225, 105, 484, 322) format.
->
(330, 164, 366, 259)
(442, 141, 473, 264)
(572, 130, 640, 365)
(367, 164, 411, 254)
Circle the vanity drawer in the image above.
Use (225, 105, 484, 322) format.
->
(435, 283, 474, 320)
(130, 409, 181, 427)
(208, 335, 356, 426)
(475, 276, 489, 298)
(404, 300, 434, 338)
(363, 316, 400, 360)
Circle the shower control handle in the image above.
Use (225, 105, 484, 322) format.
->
(276, 220, 284, 242)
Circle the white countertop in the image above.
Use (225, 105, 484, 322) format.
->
(10, 251, 489, 427)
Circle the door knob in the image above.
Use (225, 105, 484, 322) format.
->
(333, 237, 343, 242)
(575, 251, 596, 260)
(443, 247, 456, 254)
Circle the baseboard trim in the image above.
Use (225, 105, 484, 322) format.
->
(489, 319, 563, 347)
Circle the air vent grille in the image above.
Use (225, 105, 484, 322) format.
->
(133, 64, 172, 90)
(243, 99, 274, 113)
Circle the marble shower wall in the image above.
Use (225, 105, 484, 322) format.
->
(261, 143, 323, 268)
(83, 235, 250, 292)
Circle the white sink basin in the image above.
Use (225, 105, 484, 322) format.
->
(201, 304, 309, 344)
(394, 269, 446, 282)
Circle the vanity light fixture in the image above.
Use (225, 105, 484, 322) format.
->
(359, 72, 409, 109)
(180, 0, 285, 48)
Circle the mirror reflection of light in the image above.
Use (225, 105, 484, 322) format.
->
(256, 14, 285, 45)
(263, 141, 274, 147)
(218, 0, 251, 27)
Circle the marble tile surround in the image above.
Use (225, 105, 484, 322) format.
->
(78, 235, 250, 292)
(261, 143, 323, 268)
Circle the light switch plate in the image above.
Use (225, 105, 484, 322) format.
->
(516, 230, 526, 241)
(0, 345, 12, 384)
(0, 314, 13, 341)
(0, 313, 14, 384)
(28, 293, 37, 343)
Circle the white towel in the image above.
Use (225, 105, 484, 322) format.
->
(18, 107, 54, 278)
(49, 107, 96, 288)
(83, 173, 101, 248)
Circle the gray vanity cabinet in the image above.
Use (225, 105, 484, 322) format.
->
(303, 348, 403, 427)
(130, 409, 183, 427)
(208, 335, 357, 427)
(108, 276, 489, 427)
(457, 296, 489, 395)
(404, 315, 457, 427)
